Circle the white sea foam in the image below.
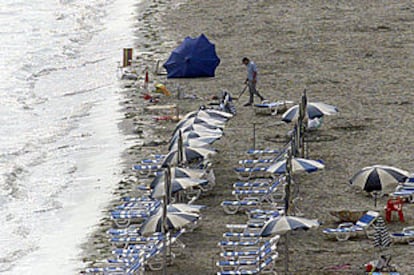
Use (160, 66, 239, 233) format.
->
(0, 0, 138, 273)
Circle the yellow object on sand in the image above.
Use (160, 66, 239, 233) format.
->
(154, 83, 171, 96)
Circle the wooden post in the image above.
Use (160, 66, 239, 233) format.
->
(123, 48, 133, 67)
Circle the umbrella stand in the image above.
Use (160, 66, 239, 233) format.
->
(284, 149, 293, 215)
(178, 130, 183, 165)
(284, 234, 289, 274)
(299, 90, 307, 158)
(373, 191, 380, 208)
(162, 165, 172, 275)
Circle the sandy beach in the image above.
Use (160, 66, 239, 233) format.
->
(82, 0, 414, 274)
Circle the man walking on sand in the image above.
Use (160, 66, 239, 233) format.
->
(242, 57, 265, 106)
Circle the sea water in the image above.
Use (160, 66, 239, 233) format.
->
(0, 0, 138, 273)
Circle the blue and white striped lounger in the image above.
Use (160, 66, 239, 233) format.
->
(216, 253, 278, 275)
(220, 243, 277, 258)
(140, 159, 161, 164)
(107, 226, 141, 236)
(217, 236, 279, 273)
(110, 203, 159, 228)
(111, 210, 150, 219)
(233, 167, 270, 181)
(121, 196, 154, 203)
(218, 240, 259, 252)
(222, 232, 260, 241)
(114, 200, 161, 211)
(132, 164, 162, 177)
(233, 181, 270, 189)
(110, 234, 165, 246)
(238, 159, 277, 168)
(246, 149, 280, 155)
(234, 167, 268, 173)
(322, 211, 379, 241)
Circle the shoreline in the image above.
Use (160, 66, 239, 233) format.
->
(82, 0, 414, 274)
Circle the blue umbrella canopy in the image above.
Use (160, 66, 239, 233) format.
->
(161, 146, 217, 166)
(349, 165, 409, 193)
(139, 207, 199, 236)
(266, 157, 325, 174)
(282, 102, 338, 123)
(150, 176, 208, 199)
(169, 131, 221, 151)
(260, 216, 320, 237)
(163, 34, 220, 78)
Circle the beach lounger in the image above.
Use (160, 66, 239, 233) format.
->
(253, 100, 291, 116)
(111, 201, 160, 228)
(222, 178, 285, 215)
(112, 229, 186, 258)
(322, 210, 379, 241)
(246, 149, 280, 156)
(132, 164, 162, 177)
(237, 159, 278, 168)
(217, 236, 280, 274)
(390, 226, 414, 244)
(84, 243, 160, 275)
(233, 167, 272, 181)
(232, 180, 272, 190)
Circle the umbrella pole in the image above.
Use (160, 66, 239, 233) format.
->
(300, 90, 307, 158)
(284, 234, 289, 274)
(285, 149, 292, 215)
(162, 165, 171, 275)
(178, 130, 183, 165)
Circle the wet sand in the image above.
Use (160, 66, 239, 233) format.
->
(81, 0, 414, 274)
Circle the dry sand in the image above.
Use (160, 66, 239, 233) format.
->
(81, 0, 414, 274)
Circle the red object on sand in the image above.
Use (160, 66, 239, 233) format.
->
(384, 197, 405, 223)
(154, 116, 172, 121)
(145, 69, 149, 84)
(143, 93, 152, 100)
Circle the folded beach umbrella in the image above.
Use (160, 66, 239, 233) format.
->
(182, 109, 232, 123)
(169, 139, 213, 152)
(282, 102, 339, 123)
(260, 216, 320, 237)
(151, 176, 208, 199)
(175, 116, 225, 132)
(169, 131, 221, 151)
(349, 165, 409, 193)
(167, 203, 206, 214)
(163, 34, 220, 78)
(150, 167, 206, 189)
(267, 157, 325, 174)
(139, 208, 200, 235)
(173, 123, 223, 139)
(161, 146, 217, 166)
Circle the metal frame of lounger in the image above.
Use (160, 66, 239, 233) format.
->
(111, 201, 160, 228)
(217, 236, 280, 274)
(132, 164, 162, 178)
(84, 243, 160, 275)
(322, 210, 380, 241)
(253, 101, 282, 116)
(233, 166, 273, 181)
(390, 226, 414, 244)
(221, 178, 285, 215)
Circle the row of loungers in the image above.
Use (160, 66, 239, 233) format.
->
(84, 107, 233, 274)
(217, 149, 288, 274)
